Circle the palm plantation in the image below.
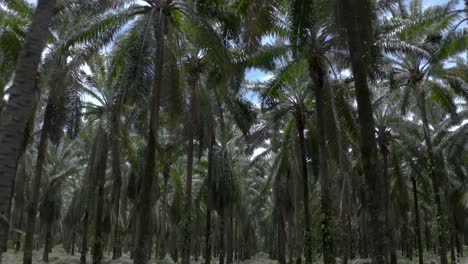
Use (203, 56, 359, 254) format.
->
(0, 0, 467, 264)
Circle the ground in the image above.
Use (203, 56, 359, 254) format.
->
(2, 249, 468, 264)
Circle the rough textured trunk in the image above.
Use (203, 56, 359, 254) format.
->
(226, 207, 233, 264)
(182, 66, 200, 264)
(24, 104, 53, 264)
(133, 13, 165, 264)
(71, 231, 76, 256)
(288, 216, 295, 264)
(93, 131, 108, 264)
(296, 115, 312, 264)
(170, 224, 178, 262)
(425, 213, 431, 252)
(380, 140, 397, 264)
(411, 176, 424, 264)
(13, 156, 28, 253)
(205, 135, 215, 264)
(80, 126, 103, 264)
(450, 232, 456, 264)
(182, 135, 194, 264)
(158, 166, 170, 260)
(308, 49, 335, 264)
(42, 220, 52, 262)
(417, 91, 449, 264)
(0, 0, 56, 252)
(358, 189, 369, 259)
(339, 0, 387, 262)
(219, 210, 226, 264)
(277, 214, 286, 264)
(110, 91, 123, 260)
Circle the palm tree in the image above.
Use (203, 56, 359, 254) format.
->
(78, 123, 108, 264)
(337, 0, 388, 262)
(0, 0, 57, 254)
(39, 139, 82, 262)
(380, 2, 468, 262)
(259, 57, 319, 264)
(91, 125, 108, 264)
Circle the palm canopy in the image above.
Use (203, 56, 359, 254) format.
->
(0, 1, 467, 264)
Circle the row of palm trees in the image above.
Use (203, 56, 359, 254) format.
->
(0, 0, 467, 264)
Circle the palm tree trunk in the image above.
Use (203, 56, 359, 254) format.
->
(308, 50, 335, 264)
(182, 133, 194, 264)
(71, 231, 76, 256)
(277, 213, 286, 264)
(219, 209, 226, 264)
(417, 91, 449, 264)
(93, 131, 108, 264)
(42, 220, 52, 262)
(411, 176, 424, 264)
(81, 211, 90, 264)
(133, 12, 165, 264)
(81, 126, 104, 264)
(358, 188, 369, 259)
(14, 157, 27, 253)
(110, 92, 123, 260)
(205, 134, 215, 264)
(170, 224, 178, 262)
(24, 103, 53, 264)
(158, 165, 170, 260)
(288, 215, 295, 264)
(295, 115, 313, 264)
(182, 67, 200, 264)
(380, 140, 397, 264)
(339, 0, 387, 262)
(425, 213, 431, 253)
(226, 207, 233, 264)
(0, 0, 56, 252)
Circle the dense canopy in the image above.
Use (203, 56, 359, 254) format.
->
(0, 0, 467, 264)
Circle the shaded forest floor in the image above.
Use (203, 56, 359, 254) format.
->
(2, 248, 468, 264)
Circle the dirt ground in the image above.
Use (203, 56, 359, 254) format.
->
(2, 248, 468, 264)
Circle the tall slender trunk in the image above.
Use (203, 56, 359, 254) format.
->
(13, 156, 27, 253)
(417, 91, 449, 264)
(71, 231, 76, 256)
(0, 0, 56, 252)
(277, 213, 286, 264)
(81, 210, 90, 264)
(450, 231, 456, 264)
(110, 90, 123, 260)
(158, 165, 170, 259)
(339, 0, 387, 262)
(226, 207, 233, 264)
(42, 220, 52, 262)
(133, 12, 164, 264)
(308, 48, 335, 264)
(358, 188, 369, 259)
(296, 116, 312, 264)
(205, 134, 215, 264)
(327, 81, 353, 264)
(182, 67, 200, 264)
(411, 176, 424, 264)
(219, 210, 226, 264)
(379, 138, 397, 264)
(24, 103, 53, 264)
(182, 134, 194, 264)
(93, 132, 108, 264)
(81, 126, 106, 264)
(288, 216, 295, 264)
(425, 213, 431, 252)
(170, 224, 178, 262)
